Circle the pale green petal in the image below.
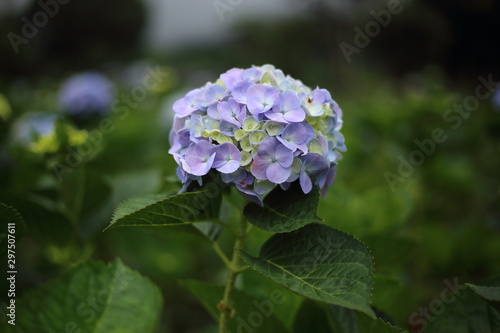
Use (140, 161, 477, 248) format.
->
(243, 116, 260, 132)
(240, 136, 253, 152)
(263, 121, 284, 136)
(240, 151, 252, 166)
(234, 129, 248, 141)
(249, 130, 268, 145)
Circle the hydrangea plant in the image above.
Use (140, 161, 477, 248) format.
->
(106, 65, 379, 333)
(169, 64, 346, 204)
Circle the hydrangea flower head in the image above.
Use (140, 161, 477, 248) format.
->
(169, 65, 346, 204)
(58, 71, 116, 118)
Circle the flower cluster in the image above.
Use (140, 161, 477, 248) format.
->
(169, 65, 346, 204)
(10, 112, 88, 154)
(58, 71, 116, 118)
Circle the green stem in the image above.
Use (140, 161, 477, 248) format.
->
(212, 242, 233, 270)
(218, 214, 247, 333)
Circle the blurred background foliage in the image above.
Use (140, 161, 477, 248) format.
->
(0, 0, 499, 331)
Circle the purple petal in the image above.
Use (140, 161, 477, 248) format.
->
(283, 108, 305, 122)
(299, 171, 313, 194)
(173, 89, 200, 117)
(302, 153, 329, 175)
(232, 82, 254, 104)
(256, 137, 279, 161)
(274, 144, 294, 168)
(218, 98, 242, 126)
(183, 141, 216, 176)
(205, 84, 227, 105)
(219, 120, 238, 136)
(220, 68, 243, 91)
(246, 84, 279, 115)
(207, 103, 221, 120)
(213, 142, 242, 172)
(239, 172, 254, 187)
(216, 160, 240, 174)
(320, 165, 337, 198)
(250, 156, 271, 181)
(266, 163, 291, 184)
(262, 86, 279, 105)
(235, 184, 263, 206)
(311, 88, 327, 104)
(242, 67, 262, 82)
(264, 111, 286, 123)
(283, 123, 309, 144)
(189, 153, 216, 176)
(280, 90, 301, 110)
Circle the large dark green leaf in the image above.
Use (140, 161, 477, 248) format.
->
(293, 300, 408, 333)
(293, 300, 353, 333)
(356, 312, 408, 333)
(105, 188, 222, 242)
(239, 223, 375, 318)
(1, 259, 162, 332)
(467, 278, 500, 303)
(243, 182, 322, 232)
(422, 283, 500, 333)
(181, 279, 288, 333)
(241, 270, 303, 331)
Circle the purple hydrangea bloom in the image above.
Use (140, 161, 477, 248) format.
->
(58, 71, 115, 117)
(197, 84, 227, 109)
(277, 123, 314, 153)
(299, 153, 329, 194)
(266, 90, 305, 123)
(169, 65, 346, 203)
(217, 98, 246, 126)
(251, 137, 294, 184)
(173, 88, 201, 117)
(181, 141, 216, 176)
(245, 84, 279, 117)
(213, 142, 242, 174)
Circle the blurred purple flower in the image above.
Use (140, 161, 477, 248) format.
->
(58, 71, 115, 117)
(493, 86, 500, 111)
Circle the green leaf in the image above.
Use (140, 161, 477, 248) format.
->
(293, 300, 408, 333)
(356, 312, 408, 333)
(105, 187, 222, 242)
(422, 284, 500, 333)
(2, 259, 162, 332)
(243, 182, 321, 232)
(181, 279, 288, 333)
(239, 223, 375, 318)
(241, 270, 303, 331)
(1, 195, 74, 246)
(293, 300, 354, 333)
(0, 203, 25, 258)
(466, 278, 500, 302)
